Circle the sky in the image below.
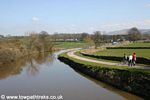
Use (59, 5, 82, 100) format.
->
(0, 0, 150, 36)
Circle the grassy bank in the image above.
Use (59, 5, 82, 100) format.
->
(58, 52, 150, 99)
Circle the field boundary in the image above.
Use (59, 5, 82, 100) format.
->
(106, 47, 150, 49)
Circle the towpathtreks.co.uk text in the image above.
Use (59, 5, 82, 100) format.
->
(1, 94, 63, 100)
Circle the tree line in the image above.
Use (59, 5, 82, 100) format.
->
(1, 27, 150, 50)
(51, 27, 149, 48)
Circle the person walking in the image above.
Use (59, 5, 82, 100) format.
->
(128, 55, 133, 67)
(123, 53, 128, 64)
(132, 52, 136, 66)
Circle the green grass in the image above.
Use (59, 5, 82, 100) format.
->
(94, 49, 150, 59)
(123, 42, 150, 47)
(59, 52, 150, 73)
(53, 41, 86, 49)
(93, 41, 150, 59)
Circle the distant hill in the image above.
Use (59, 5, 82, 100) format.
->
(108, 29, 150, 35)
(140, 29, 150, 34)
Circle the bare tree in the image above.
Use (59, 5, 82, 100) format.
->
(28, 31, 53, 53)
(81, 32, 89, 41)
(128, 27, 142, 42)
(28, 32, 38, 51)
(92, 31, 103, 49)
(83, 36, 93, 48)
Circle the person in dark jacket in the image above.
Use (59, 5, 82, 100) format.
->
(123, 53, 128, 64)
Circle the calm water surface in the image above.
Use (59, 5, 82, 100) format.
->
(0, 50, 143, 100)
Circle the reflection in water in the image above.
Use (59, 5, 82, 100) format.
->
(26, 53, 55, 76)
(0, 52, 54, 79)
(74, 70, 142, 100)
(26, 59, 40, 76)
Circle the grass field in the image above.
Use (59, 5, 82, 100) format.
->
(53, 41, 86, 49)
(94, 49, 150, 59)
(123, 42, 150, 47)
(93, 42, 150, 59)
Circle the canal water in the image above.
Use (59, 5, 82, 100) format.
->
(0, 50, 142, 100)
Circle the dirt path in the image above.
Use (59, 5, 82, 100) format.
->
(67, 50, 150, 70)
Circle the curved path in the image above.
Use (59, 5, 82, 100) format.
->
(67, 50, 150, 70)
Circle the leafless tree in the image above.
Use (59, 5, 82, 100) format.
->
(128, 27, 142, 42)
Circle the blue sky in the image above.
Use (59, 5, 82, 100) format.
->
(0, 0, 150, 35)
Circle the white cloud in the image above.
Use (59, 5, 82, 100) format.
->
(64, 24, 78, 32)
(90, 27, 96, 31)
(143, 20, 150, 24)
(32, 17, 39, 21)
(145, 3, 150, 7)
(101, 23, 121, 27)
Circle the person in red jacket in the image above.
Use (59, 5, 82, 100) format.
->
(132, 52, 136, 66)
